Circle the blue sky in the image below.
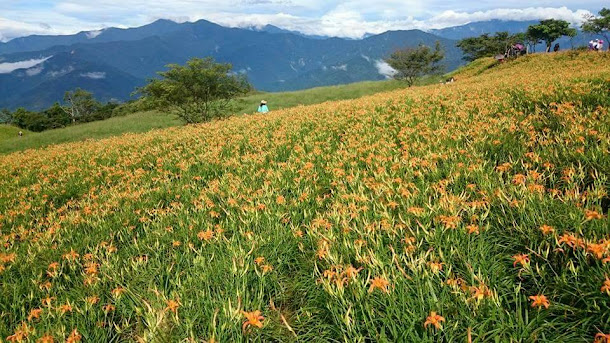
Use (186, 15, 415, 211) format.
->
(0, 1, 606, 41)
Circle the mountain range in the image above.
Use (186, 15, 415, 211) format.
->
(0, 19, 600, 110)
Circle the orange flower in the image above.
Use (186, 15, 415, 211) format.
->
(427, 261, 444, 273)
(539, 225, 554, 235)
(102, 304, 116, 313)
(424, 311, 445, 329)
(596, 333, 610, 343)
(254, 257, 265, 265)
(368, 276, 390, 293)
(529, 294, 550, 309)
(242, 310, 265, 332)
(512, 254, 530, 267)
(197, 230, 214, 241)
(37, 334, 55, 343)
(466, 224, 479, 235)
(585, 210, 604, 221)
(66, 329, 82, 343)
(58, 303, 73, 314)
(111, 287, 125, 298)
(27, 308, 43, 321)
(6, 322, 31, 342)
(166, 299, 180, 313)
(601, 277, 610, 295)
(86, 296, 100, 305)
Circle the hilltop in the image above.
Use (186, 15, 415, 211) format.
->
(0, 51, 608, 342)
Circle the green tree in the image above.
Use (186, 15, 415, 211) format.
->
(138, 57, 251, 124)
(11, 108, 50, 132)
(0, 109, 12, 124)
(44, 103, 71, 129)
(385, 42, 444, 87)
(457, 32, 524, 61)
(62, 88, 100, 123)
(582, 8, 610, 51)
(527, 19, 577, 52)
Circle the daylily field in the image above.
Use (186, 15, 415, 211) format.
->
(0, 51, 609, 342)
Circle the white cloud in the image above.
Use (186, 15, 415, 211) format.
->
(86, 29, 105, 39)
(26, 65, 44, 76)
(331, 64, 348, 71)
(375, 60, 397, 78)
(0, 56, 52, 74)
(48, 66, 75, 77)
(0, 2, 600, 41)
(80, 72, 106, 79)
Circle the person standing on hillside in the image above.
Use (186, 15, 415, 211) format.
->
(258, 100, 269, 113)
(553, 43, 560, 52)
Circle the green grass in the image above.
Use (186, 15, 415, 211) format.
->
(0, 125, 31, 142)
(0, 79, 416, 155)
(0, 112, 180, 154)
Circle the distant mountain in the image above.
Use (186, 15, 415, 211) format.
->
(430, 20, 538, 40)
(248, 25, 329, 40)
(0, 19, 183, 55)
(0, 19, 463, 110)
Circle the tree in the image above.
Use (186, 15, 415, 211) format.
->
(582, 8, 610, 51)
(457, 32, 524, 61)
(45, 103, 71, 129)
(527, 19, 577, 52)
(11, 108, 50, 132)
(385, 42, 444, 87)
(62, 89, 100, 123)
(138, 57, 251, 124)
(0, 109, 12, 124)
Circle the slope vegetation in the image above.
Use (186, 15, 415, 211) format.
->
(0, 51, 609, 342)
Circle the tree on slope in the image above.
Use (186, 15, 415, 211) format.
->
(527, 19, 577, 52)
(385, 42, 444, 87)
(582, 8, 610, 51)
(457, 32, 524, 61)
(139, 57, 251, 124)
(62, 88, 100, 123)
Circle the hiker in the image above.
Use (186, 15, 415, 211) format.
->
(598, 40, 605, 51)
(553, 43, 560, 52)
(18, 131, 23, 137)
(257, 100, 269, 113)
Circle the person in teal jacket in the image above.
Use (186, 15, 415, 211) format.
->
(257, 100, 269, 113)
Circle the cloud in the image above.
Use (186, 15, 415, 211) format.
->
(375, 60, 397, 78)
(80, 72, 106, 79)
(0, 1, 602, 40)
(86, 29, 105, 39)
(26, 65, 44, 76)
(0, 56, 52, 74)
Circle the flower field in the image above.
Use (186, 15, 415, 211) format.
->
(0, 51, 609, 342)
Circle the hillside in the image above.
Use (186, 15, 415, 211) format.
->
(0, 19, 463, 110)
(0, 78, 412, 154)
(0, 51, 609, 342)
(0, 125, 30, 141)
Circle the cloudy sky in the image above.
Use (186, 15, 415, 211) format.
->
(0, 1, 605, 41)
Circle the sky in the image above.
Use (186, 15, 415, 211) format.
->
(0, 1, 606, 42)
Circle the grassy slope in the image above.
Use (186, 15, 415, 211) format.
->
(0, 125, 31, 142)
(1, 52, 609, 342)
(0, 79, 411, 155)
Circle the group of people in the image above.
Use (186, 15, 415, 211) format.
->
(589, 39, 605, 51)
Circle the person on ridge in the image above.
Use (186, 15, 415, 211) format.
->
(553, 43, 560, 52)
(257, 100, 269, 113)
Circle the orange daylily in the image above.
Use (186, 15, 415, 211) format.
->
(368, 276, 390, 293)
(424, 311, 445, 329)
(242, 310, 265, 332)
(512, 254, 530, 267)
(529, 294, 550, 309)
